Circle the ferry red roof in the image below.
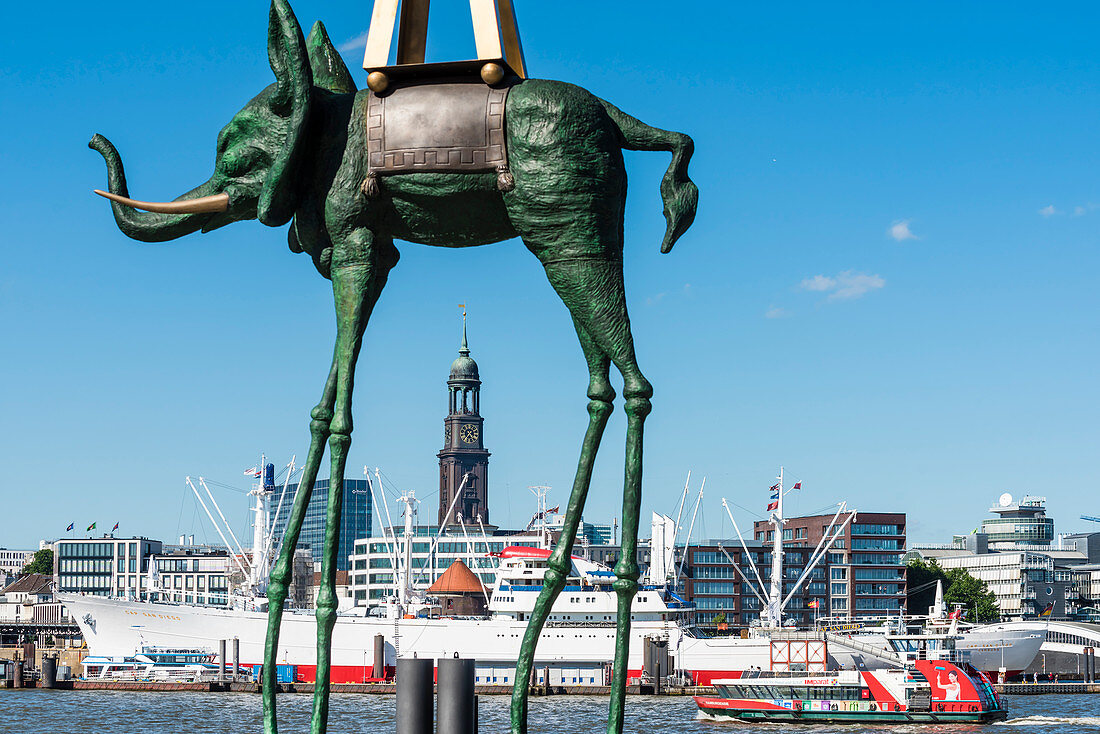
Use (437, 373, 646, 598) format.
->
(499, 546, 551, 559)
(496, 546, 582, 561)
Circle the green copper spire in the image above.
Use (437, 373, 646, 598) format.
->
(461, 308, 469, 356)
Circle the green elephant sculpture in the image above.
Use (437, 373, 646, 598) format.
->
(91, 1, 697, 732)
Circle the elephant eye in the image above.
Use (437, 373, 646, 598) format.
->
(223, 147, 262, 178)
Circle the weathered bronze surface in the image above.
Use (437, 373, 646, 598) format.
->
(368, 82, 509, 174)
(89, 2, 698, 733)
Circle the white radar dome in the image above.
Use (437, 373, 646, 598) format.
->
(998, 492, 1013, 507)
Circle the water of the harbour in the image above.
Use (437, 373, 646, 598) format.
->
(2, 691, 1098, 734)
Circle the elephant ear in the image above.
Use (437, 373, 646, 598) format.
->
(259, 0, 313, 227)
(306, 21, 357, 94)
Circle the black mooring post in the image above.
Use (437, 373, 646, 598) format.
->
(396, 657, 434, 734)
(41, 656, 57, 689)
(219, 639, 227, 681)
(437, 656, 475, 734)
(373, 634, 385, 679)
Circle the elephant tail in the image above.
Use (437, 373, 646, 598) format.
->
(598, 99, 698, 253)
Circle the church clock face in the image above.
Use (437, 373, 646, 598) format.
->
(460, 424, 479, 444)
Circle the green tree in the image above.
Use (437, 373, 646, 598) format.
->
(943, 568, 999, 623)
(906, 557, 948, 615)
(712, 612, 727, 626)
(20, 548, 53, 576)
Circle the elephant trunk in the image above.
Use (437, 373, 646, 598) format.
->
(89, 133, 223, 243)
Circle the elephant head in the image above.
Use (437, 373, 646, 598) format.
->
(90, 0, 348, 242)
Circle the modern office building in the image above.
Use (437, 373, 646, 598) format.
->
(908, 494, 1100, 619)
(681, 539, 829, 628)
(148, 547, 234, 606)
(0, 549, 36, 576)
(755, 512, 907, 619)
(268, 478, 372, 571)
(348, 525, 544, 604)
(54, 536, 163, 597)
(979, 494, 1054, 550)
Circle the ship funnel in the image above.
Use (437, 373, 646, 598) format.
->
(179, 535, 186, 545)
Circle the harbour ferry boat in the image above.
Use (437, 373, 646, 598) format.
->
(81, 645, 249, 682)
(695, 638, 1008, 724)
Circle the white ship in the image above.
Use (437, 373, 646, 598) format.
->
(58, 465, 1043, 685)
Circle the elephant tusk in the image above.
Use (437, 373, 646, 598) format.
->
(93, 189, 230, 214)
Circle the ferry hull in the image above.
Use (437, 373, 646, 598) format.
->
(695, 698, 1008, 724)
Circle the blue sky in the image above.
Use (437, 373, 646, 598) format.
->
(1, 1, 1098, 550)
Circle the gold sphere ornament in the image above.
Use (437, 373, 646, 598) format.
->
(366, 71, 389, 93)
(480, 62, 505, 86)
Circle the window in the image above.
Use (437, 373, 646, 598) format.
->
(854, 569, 903, 581)
(852, 523, 900, 535)
(693, 581, 738, 595)
(855, 597, 902, 610)
(851, 553, 901, 565)
(854, 583, 901, 595)
(830, 568, 846, 580)
(852, 538, 899, 550)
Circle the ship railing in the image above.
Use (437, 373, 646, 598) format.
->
(824, 631, 903, 665)
(545, 620, 617, 629)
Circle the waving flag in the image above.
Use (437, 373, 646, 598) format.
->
(791, 481, 802, 490)
(808, 599, 820, 609)
(66, 522, 74, 532)
(112, 522, 120, 532)
(243, 467, 261, 477)
(767, 483, 780, 512)
(1039, 602, 1054, 618)
(87, 522, 96, 532)
(948, 608, 963, 620)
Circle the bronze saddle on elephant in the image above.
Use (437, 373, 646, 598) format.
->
(363, 78, 515, 196)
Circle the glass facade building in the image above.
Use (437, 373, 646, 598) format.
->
(268, 479, 372, 571)
(981, 496, 1054, 550)
(55, 537, 163, 597)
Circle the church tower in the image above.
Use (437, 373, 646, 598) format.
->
(437, 314, 490, 526)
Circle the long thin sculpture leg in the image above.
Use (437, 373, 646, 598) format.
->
(528, 254, 651, 734)
(262, 353, 338, 734)
(608, 389, 650, 734)
(312, 245, 393, 734)
(511, 323, 614, 734)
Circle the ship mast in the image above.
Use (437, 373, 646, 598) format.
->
(768, 466, 784, 627)
(249, 453, 269, 593)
